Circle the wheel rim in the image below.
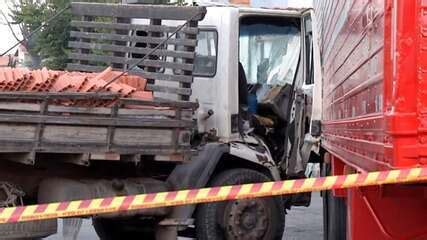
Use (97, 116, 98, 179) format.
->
(222, 199, 270, 240)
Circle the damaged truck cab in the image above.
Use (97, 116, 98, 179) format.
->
(180, 5, 321, 182)
(164, 5, 322, 240)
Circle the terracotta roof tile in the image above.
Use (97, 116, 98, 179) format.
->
(0, 67, 152, 107)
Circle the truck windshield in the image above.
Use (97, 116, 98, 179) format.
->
(239, 16, 300, 86)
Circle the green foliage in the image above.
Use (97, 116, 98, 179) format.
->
(12, 0, 186, 69)
(11, 0, 120, 70)
(12, 0, 70, 69)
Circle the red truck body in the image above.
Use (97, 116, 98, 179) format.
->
(314, 1, 427, 239)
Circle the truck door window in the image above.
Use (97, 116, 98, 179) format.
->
(193, 30, 218, 77)
(304, 16, 314, 85)
(175, 30, 217, 77)
(239, 16, 300, 86)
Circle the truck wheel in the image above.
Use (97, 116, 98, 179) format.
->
(92, 218, 156, 240)
(0, 220, 57, 239)
(322, 162, 346, 240)
(196, 168, 285, 240)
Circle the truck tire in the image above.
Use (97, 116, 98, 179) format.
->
(92, 218, 156, 240)
(196, 168, 285, 240)
(0, 220, 57, 239)
(322, 163, 346, 240)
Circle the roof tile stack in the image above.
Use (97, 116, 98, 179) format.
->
(0, 67, 153, 107)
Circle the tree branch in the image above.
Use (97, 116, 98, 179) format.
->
(0, 10, 23, 44)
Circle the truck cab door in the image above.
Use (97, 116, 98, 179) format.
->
(302, 9, 322, 137)
(285, 10, 319, 178)
(191, 8, 240, 141)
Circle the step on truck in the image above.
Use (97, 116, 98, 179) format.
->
(0, 2, 321, 239)
(314, 0, 427, 239)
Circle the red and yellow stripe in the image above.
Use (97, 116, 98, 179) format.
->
(1, 167, 426, 224)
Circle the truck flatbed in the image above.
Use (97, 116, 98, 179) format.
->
(0, 92, 195, 165)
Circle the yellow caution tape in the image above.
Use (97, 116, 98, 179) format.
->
(0, 167, 426, 224)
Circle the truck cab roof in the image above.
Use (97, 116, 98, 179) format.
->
(198, 4, 308, 17)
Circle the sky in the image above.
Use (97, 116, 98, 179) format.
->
(0, 0, 22, 55)
(252, 0, 312, 8)
(287, 0, 312, 7)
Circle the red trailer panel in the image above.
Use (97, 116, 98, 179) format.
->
(315, 1, 427, 239)
(315, 0, 427, 171)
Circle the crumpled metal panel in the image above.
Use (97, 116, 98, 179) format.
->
(0, 67, 152, 107)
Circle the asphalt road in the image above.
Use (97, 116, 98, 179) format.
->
(46, 194, 323, 240)
(284, 193, 323, 240)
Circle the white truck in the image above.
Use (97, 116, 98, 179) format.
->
(0, 2, 321, 240)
